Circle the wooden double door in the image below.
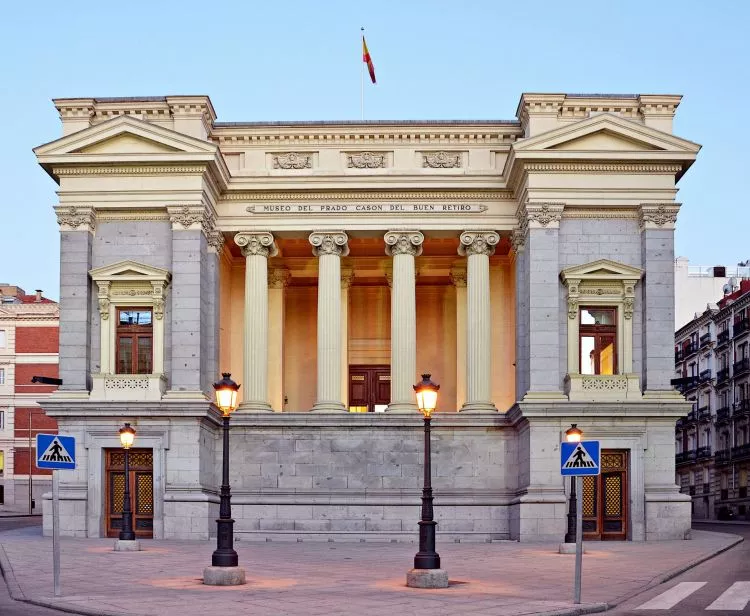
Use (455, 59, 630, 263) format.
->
(348, 365, 390, 413)
(581, 449, 629, 541)
(105, 448, 154, 538)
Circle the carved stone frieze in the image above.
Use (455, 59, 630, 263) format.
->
(347, 152, 386, 169)
(384, 231, 424, 257)
(422, 151, 462, 168)
(55, 205, 96, 232)
(458, 231, 500, 257)
(309, 231, 349, 257)
(273, 153, 312, 170)
(639, 203, 681, 231)
(234, 232, 278, 259)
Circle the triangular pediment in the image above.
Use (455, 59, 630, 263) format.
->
(90, 260, 171, 283)
(514, 113, 700, 154)
(34, 115, 217, 157)
(560, 259, 644, 283)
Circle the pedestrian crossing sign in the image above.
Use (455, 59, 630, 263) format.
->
(36, 434, 76, 470)
(560, 440, 600, 476)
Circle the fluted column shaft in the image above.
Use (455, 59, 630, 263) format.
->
(459, 231, 499, 412)
(310, 232, 349, 412)
(235, 232, 277, 412)
(385, 231, 424, 412)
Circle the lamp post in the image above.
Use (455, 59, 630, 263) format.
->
(116, 423, 137, 548)
(204, 372, 246, 586)
(564, 424, 583, 544)
(406, 374, 448, 589)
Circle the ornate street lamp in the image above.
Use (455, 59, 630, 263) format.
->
(564, 424, 583, 544)
(118, 423, 136, 542)
(211, 373, 241, 569)
(406, 374, 448, 588)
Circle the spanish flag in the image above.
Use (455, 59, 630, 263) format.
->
(362, 36, 376, 84)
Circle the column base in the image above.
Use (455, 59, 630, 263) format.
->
(203, 566, 246, 586)
(459, 401, 497, 413)
(237, 401, 274, 413)
(113, 539, 141, 552)
(310, 401, 348, 412)
(406, 568, 449, 588)
(386, 402, 418, 414)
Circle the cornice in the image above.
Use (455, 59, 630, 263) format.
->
(562, 208, 640, 220)
(96, 210, 170, 222)
(52, 164, 208, 176)
(222, 190, 515, 202)
(522, 162, 683, 173)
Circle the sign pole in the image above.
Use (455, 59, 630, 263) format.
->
(52, 469, 61, 597)
(573, 474, 583, 604)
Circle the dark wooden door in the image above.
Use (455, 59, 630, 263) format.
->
(581, 449, 628, 541)
(105, 448, 154, 538)
(348, 365, 390, 412)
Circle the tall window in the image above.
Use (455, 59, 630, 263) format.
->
(0, 368, 4, 385)
(0, 330, 5, 347)
(115, 308, 153, 374)
(579, 307, 617, 375)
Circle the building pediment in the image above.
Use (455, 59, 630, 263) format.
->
(560, 259, 644, 284)
(89, 260, 171, 284)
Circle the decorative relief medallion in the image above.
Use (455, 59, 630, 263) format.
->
(273, 153, 312, 170)
(422, 151, 462, 168)
(384, 231, 424, 257)
(639, 203, 680, 230)
(309, 231, 349, 257)
(234, 232, 278, 258)
(458, 230, 500, 257)
(55, 206, 96, 232)
(347, 152, 386, 169)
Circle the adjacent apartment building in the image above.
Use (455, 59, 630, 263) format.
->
(674, 279, 750, 519)
(34, 92, 698, 542)
(0, 285, 59, 511)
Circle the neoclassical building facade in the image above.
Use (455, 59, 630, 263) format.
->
(35, 93, 699, 542)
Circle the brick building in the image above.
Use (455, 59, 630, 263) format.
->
(0, 285, 59, 511)
(34, 93, 698, 542)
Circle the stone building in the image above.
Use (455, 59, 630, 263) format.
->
(0, 285, 59, 511)
(34, 92, 699, 542)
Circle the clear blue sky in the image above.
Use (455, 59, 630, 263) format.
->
(1, 0, 748, 299)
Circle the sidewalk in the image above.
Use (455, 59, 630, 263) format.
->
(0, 529, 742, 616)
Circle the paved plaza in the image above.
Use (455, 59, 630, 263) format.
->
(0, 526, 741, 616)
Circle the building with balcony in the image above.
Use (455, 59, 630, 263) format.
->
(675, 279, 750, 520)
(34, 92, 699, 543)
(0, 285, 59, 512)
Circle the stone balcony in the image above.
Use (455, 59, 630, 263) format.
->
(564, 373, 642, 402)
(90, 373, 167, 401)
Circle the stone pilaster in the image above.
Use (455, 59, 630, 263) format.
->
(55, 206, 95, 394)
(205, 229, 224, 392)
(234, 232, 278, 412)
(450, 266, 467, 410)
(639, 203, 683, 397)
(268, 266, 290, 412)
(458, 231, 499, 412)
(309, 232, 349, 412)
(384, 231, 424, 412)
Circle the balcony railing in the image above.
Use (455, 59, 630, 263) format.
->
(675, 350, 683, 363)
(685, 409, 697, 422)
(697, 445, 712, 459)
(734, 317, 750, 337)
(716, 449, 731, 465)
(716, 367, 729, 384)
(697, 406, 711, 421)
(703, 482, 710, 494)
(699, 369, 713, 384)
(699, 332, 712, 347)
(716, 406, 731, 422)
(733, 357, 750, 376)
(735, 399, 750, 415)
(678, 376, 700, 394)
(683, 341, 699, 358)
(717, 330, 731, 346)
(732, 443, 750, 460)
(676, 450, 697, 465)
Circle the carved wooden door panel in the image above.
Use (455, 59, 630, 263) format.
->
(105, 448, 154, 538)
(581, 449, 628, 541)
(348, 365, 390, 412)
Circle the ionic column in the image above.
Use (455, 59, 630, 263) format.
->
(384, 231, 424, 412)
(450, 266, 467, 409)
(268, 267, 290, 412)
(340, 266, 354, 407)
(459, 231, 499, 412)
(309, 231, 349, 412)
(234, 232, 278, 412)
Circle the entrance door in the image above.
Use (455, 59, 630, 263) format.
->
(105, 448, 154, 538)
(348, 365, 390, 412)
(581, 449, 628, 540)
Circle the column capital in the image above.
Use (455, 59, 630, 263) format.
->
(234, 232, 278, 258)
(55, 205, 96, 233)
(167, 204, 215, 234)
(269, 267, 291, 289)
(519, 201, 565, 230)
(639, 203, 681, 231)
(458, 231, 500, 257)
(309, 231, 349, 257)
(450, 266, 467, 288)
(384, 230, 424, 257)
(510, 229, 526, 254)
(207, 229, 225, 253)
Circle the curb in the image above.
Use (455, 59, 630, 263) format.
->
(606, 532, 744, 608)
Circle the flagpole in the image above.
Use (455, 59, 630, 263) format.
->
(360, 27, 365, 120)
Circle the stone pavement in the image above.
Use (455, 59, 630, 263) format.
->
(0, 528, 742, 616)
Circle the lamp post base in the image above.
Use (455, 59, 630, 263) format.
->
(406, 568, 449, 589)
(559, 542, 586, 554)
(113, 539, 141, 552)
(203, 566, 246, 586)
